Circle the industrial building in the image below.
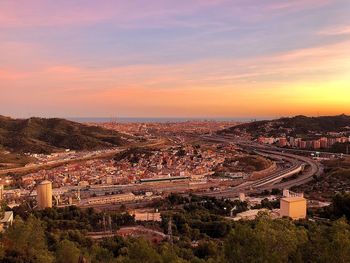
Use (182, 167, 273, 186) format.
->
(36, 180, 53, 209)
(85, 192, 138, 205)
(280, 190, 307, 220)
(138, 176, 190, 184)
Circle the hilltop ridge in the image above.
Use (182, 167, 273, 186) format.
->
(219, 114, 350, 137)
(0, 115, 127, 154)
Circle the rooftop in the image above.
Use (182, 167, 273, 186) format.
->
(0, 211, 13, 223)
(281, 197, 306, 203)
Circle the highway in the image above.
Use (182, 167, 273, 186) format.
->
(198, 135, 323, 198)
(249, 163, 303, 188)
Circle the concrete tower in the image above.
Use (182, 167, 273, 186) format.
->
(36, 180, 52, 209)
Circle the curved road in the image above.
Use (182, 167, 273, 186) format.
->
(199, 136, 322, 198)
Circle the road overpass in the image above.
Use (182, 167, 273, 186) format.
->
(197, 135, 323, 198)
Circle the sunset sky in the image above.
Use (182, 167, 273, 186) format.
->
(0, 0, 349, 118)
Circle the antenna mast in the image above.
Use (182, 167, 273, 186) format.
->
(168, 216, 173, 246)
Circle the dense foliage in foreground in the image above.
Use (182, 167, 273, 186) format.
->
(1, 193, 350, 263)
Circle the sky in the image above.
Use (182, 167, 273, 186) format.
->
(0, 0, 349, 119)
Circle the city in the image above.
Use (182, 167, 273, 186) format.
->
(1, 0, 350, 262)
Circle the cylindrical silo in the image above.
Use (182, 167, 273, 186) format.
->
(36, 180, 52, 209)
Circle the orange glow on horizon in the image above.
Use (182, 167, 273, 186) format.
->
(0, 0, 349, 118)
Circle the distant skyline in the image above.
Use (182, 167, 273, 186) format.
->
(1, 0, 350, 118)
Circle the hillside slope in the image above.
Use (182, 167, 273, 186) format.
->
(219, 114, 350, 137)
(0, 116, 127, 153)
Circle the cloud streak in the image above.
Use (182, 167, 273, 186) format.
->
(318, 25, 350, 35)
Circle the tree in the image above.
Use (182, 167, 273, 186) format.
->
(331, 193, 350, 220)
(122, 239, 162, 263)
(160, 243, 186, 263)
(2, 216, 54, 263)
(224, 214, 307, 263)
(324, 218, 350, 263)
(100, 236, 127, 258)
(271, 188, 282, 196)
(90, 244, 115, 263)
(224, 221, 261, 263)
(194, 240, 219, 260)
(55, 240, 81, 263)
(301, 218, 350, 263)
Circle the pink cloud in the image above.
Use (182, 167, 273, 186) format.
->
(318, 25, 350, 36)
(266, 0, 332, 11)
(0, 69, 28, 80)
(0, 0, 226, 28)
(45, 66, 81, 74)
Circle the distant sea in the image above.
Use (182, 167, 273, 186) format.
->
(68, 117, 268, 123)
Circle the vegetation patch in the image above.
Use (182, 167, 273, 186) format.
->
(0, 116, 127, 154)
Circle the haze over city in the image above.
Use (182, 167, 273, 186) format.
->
(1, 0, 349, 118)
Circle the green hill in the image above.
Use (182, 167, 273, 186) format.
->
(220, 114, 350, 137)
(0, 115, 127, 153)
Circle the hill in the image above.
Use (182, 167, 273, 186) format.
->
(0, 115, 127, 154)
(219, 114, 350, 137)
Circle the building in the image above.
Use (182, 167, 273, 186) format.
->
(86, 192, 138, 205)
(106, 176, 113, 185)
(289, 137, 295, 147)
(320, 137, 328, 148)
(300, 141, 307, 149)
(283, 189, 290, 197)
(279, 138, 288, 147)
(138, 176, 190, 184)
(294, 138, 302, 148)
(306, 141, 313, 149)
(340, 137, 349, 143)
(36, 180, 53, 209)
(233, 209, 268, 221)
(132, 211, 162, 222)
(239, 193, 246, 202)
(0, 211, 13, 232)
(328, 138, 337, 147)
(258, 137, 265, 144)
(312, 140, 321, 150)
(258, 137, 275, 145)
(280, 196, 307, 220)
(78, 181, 89, 187)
